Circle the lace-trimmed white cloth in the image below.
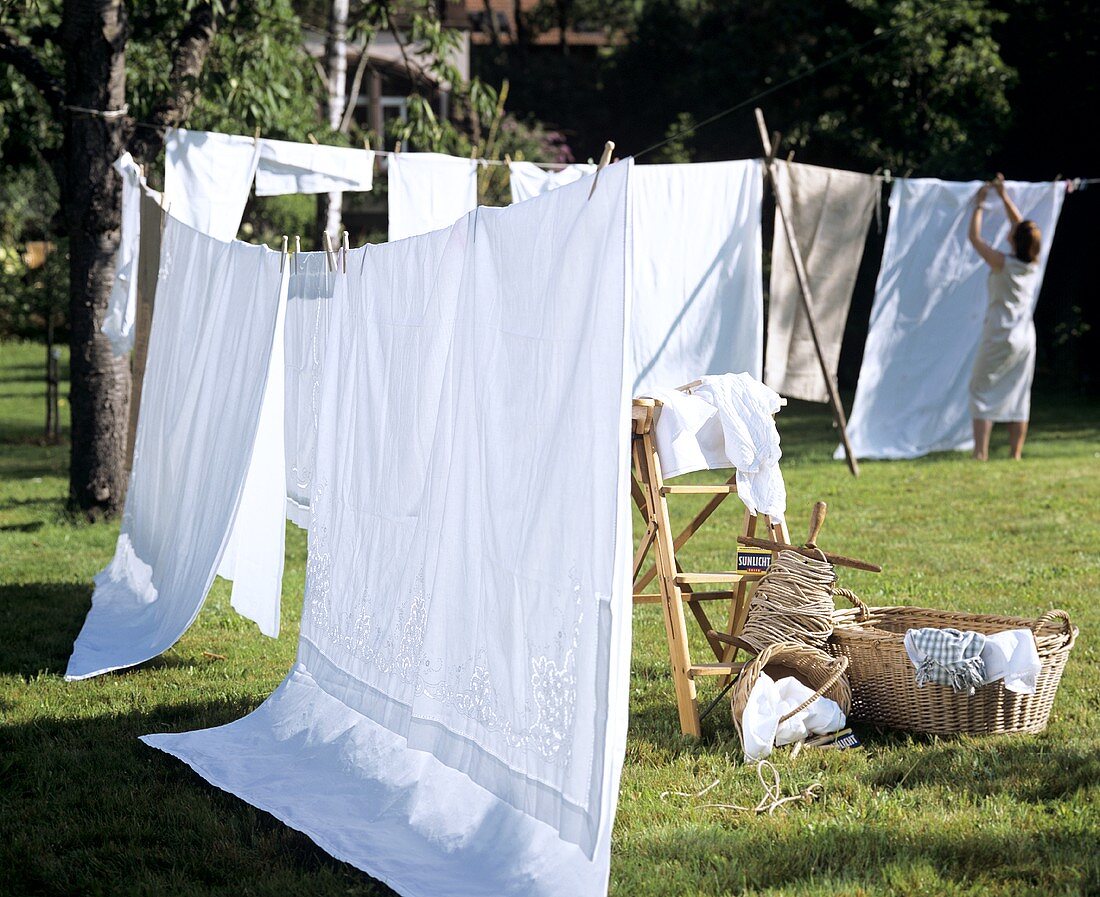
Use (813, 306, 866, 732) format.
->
(143, 160, 636, 896)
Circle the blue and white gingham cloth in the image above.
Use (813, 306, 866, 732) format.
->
(904, 627, 988, 694)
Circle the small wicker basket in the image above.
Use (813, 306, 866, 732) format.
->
(730, 641, 852, 744)
(829, 589, 1078, 735)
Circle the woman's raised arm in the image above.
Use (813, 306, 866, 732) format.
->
(969, 184, 1006, 271)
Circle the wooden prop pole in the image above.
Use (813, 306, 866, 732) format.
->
(754, 107, 861, 477)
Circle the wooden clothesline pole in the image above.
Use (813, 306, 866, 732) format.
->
(755, 107, 860, 477)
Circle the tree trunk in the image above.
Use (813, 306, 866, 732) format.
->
(60, 0, 130, 519)
(323, 0, 349, 237)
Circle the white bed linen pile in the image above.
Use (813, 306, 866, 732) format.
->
(842, 178, 1065, 459)
(65, 217, 285, 680)
(142, 160, 636, 896)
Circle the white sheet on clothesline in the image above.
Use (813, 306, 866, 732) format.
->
(509, 161, 597, 201)
(142, 159, 635, 896)
(387, 151, 479, 241)
(164, 129, 260, 241)
(841, 178, 1064, 459)
(283, 251, 338, 527)
(631, 160, 764, 392)
(66, 217, 285, 680)
(255, 138, 375, 196)
(103, 153, 159, 357)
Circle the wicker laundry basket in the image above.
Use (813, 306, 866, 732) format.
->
(730, 641, 851, 743)
(828, 589, 1078, 735)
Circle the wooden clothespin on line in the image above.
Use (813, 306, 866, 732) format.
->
(587, 140, 616, 200)
(280, 235, 288, 273)
(394, 140, 402, 155)
(322, 231, 338, 273)
(341, 231, 350, 274)
(294, 235, 302, 275)
(307, 133, 320, 146)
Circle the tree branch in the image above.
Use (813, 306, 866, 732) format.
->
(127, 2, 220, 163)
(0, 26, 65, 116)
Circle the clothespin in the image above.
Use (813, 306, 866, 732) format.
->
(504, 153, 512, 166)
(254, 125, 261, 143)
(322, 231, 337, 272)
(587, 140, 615, 200)
(363, 135, 371, 152)
(280, 235, 288, 273)
(786, 150, 795, 163)
(342, 231, 350, 274)
(294, 235, 302, 274)
(307, 133, 320, 145)
(395, 140, 403, 155)
(882, 168, 892, 184)
(470, 145, 478, 160)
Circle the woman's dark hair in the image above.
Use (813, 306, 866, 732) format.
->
(1013, 220, 1041, 264)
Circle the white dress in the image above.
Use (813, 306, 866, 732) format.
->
(969, 255, 1040, 421)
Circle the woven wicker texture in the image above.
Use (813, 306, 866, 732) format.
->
(730, 641, 852, 744)
(739, 549, 838, 653)
(829, 590, 1077, 735)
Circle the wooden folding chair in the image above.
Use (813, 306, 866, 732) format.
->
(631, 394, 791, 737)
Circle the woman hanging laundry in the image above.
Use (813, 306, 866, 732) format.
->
(967, 173, 1044, 461)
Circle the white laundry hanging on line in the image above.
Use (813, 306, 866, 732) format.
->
(630, 160, 764, 393)
(103, 153, 161, 356)
(645, 372, 786, 521)
(142, 160, 636, 897)
(841, 178, 1065, 460)
(163, 128, 261, 241)
(764, 161, 880, 403)
(255, 138, 375, 196)
(66, 217, 286, 680)
(508, 161, 597, 201)
(283, 251, 338, 527)
(386, 151, 480, 241)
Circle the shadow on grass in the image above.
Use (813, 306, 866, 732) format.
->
(0, 701, 395, 897)
(0, 582, 90, 678)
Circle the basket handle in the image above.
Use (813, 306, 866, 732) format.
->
(777, 655, 849, 724)
(1035, 609, 1076, 645)
(833, 586, 869, 620)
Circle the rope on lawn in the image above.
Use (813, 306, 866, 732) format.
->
(659, 761, 823, 815)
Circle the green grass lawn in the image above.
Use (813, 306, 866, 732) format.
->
(1, 339, 1097, 897)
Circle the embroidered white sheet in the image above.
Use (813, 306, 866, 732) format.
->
(142, 160, 635, 895)
(645, 373, 786, 520)
(386, 152, 480, 241)
(66, 217, 285, 680)
(102, 153, 148, 356)
(164, 129, 260, 241)
(255, 138, 375, 196)
(631, 160, 764, 393)
(508, 161, 597, 201)
(841, 179, 1064, 459)
(765, 161, 879, 402)
(283, 251, 338, 527)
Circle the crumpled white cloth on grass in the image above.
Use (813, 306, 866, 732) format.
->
(66, 216, 285, 679)
(163, 128, 261, 241)
(142, 160, 637, 897)
(645, 372, 786, 521)
(255, 138, 374, 196)
(387, 151, 479, 241)
(741, 672, 846, 761)
(840, 178, 1065, 459)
